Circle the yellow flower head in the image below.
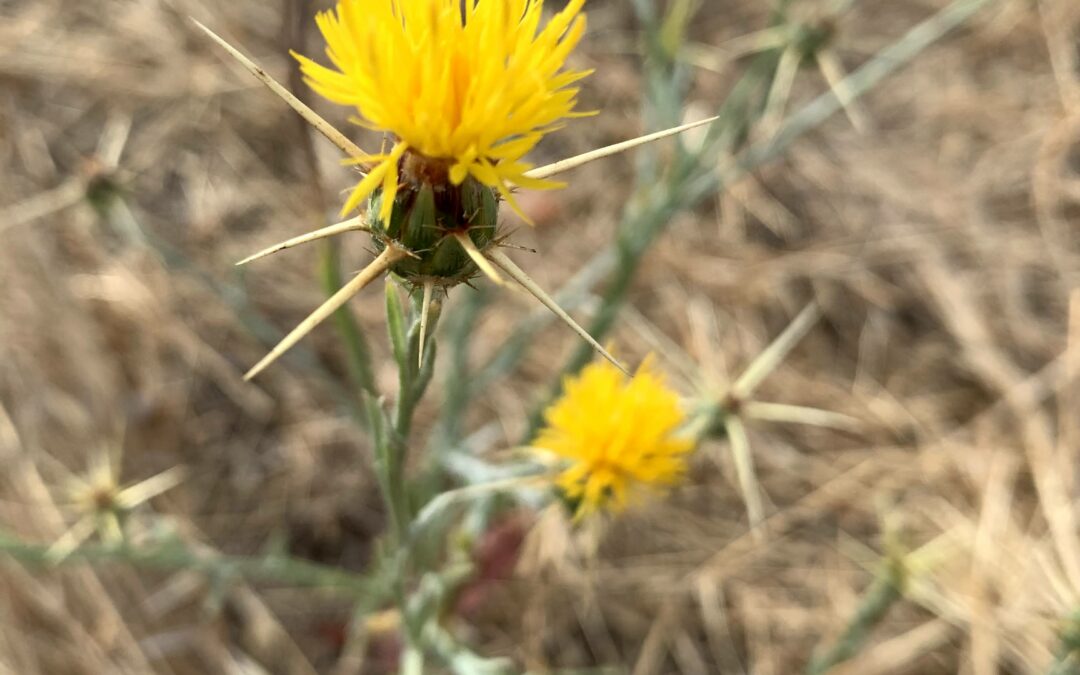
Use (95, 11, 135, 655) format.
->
(294, 0, 592, 221)
(532, 358, 693, 518)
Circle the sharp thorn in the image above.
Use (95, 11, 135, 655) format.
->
(236, 216, 369, 265)
(487, 249, 628, 375)
(454, 232, 506, 286)
(191, 18, 370, 163)
(525, 116, 720, 181)
(244, 245, 406, 380)
(731, 303, 820, 398)
(418, 280, 434, 368)
(495, 240, 537, 253)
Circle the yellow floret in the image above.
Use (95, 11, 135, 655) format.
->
(533, 358, 693, 518)
(293, 0, 592, 221)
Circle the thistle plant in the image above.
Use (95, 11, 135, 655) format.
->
(190, 2, 740, 667)
(200, 0, 721, 381)
(45, 446, 185, 562)
(0, 0, 1004, 671)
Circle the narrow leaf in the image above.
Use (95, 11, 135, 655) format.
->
(418, 280, 434, 368)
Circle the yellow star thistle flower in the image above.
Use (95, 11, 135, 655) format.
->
(195, 11, 715, 379)
(293, 0, 592, 222)
(532, 358, 693, 519)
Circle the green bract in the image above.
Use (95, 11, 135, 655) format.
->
(369, 176, 500, 289)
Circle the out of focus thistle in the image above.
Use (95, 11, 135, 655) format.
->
(195, 0, 716, 379)
(48, 449, 184, 562)
(532, 358, 693, 519)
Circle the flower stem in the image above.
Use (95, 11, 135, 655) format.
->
(0, 530, 387, 599)
(320, 239, 377, 397)
(1049, 611, 1080, 675)
(805, 560, 905, 675)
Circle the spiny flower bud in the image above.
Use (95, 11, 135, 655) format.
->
(206, 0, 653, 378)
(369, 151, 500, 289)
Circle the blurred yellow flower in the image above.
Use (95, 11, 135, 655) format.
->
(533, 358, 692, 518)
(293, 0, 592, 221)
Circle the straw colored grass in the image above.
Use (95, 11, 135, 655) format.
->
(1, 0, 1078, 672)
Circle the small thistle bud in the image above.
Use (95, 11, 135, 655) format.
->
(369, 151, 500, 289)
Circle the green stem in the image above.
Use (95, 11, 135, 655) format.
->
(384, 438, 413, 545)
(806, 561, 905, 675)
(320, 239, 377, 397)
(431, 288, 490, 452)
(1049, 612, 1080, 675)
(362, 392, 408, 546)
(520, 51, 779, 440)
(394, 293, 441, 442)
(0, 531, 386, 599)
(97, 191, 365, 421)
(372, 292, 443, 546)
(563, 189, 681, 373)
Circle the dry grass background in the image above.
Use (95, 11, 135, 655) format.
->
(2, 0, 1080, 673)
